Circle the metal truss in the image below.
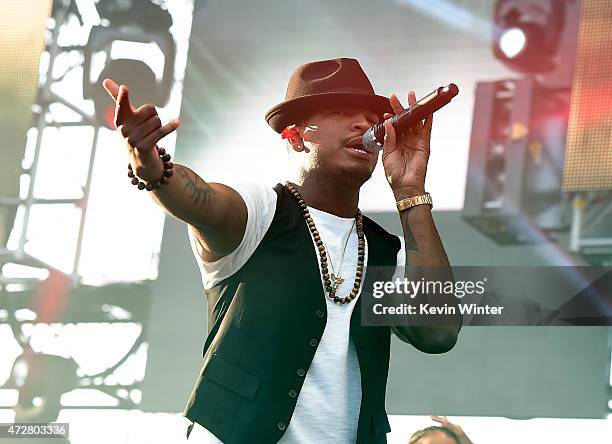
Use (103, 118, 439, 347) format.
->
(0, 3, 101, 287)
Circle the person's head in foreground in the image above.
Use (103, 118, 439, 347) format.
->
(409, 425, 460, 444)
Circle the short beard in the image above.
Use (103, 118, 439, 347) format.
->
(337, 165, 373, 186)
(296, 146, 374, 187)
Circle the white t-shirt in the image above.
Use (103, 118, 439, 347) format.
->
(186, 181, 405, 443)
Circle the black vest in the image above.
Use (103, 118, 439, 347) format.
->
(183, 184, 401, 443)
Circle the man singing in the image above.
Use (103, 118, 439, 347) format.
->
(103, 57, 461, 444)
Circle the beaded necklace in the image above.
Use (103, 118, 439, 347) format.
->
(285, 181, 365, 304)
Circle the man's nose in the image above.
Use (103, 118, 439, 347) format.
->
(350, 113, 373, 132)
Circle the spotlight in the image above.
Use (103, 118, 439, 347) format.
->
(82, 1, 176, 129)
(96, 0, 173, 33)
(498, 27, 526, 59)
(493, 0, 566, 73)
(9, 351, 77, 423)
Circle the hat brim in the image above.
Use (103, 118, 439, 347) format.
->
(265, 92, 393, 133)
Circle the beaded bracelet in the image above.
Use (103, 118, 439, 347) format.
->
(127, 146, 174, 191)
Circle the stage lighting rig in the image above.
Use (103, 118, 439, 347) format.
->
(1, 283, 153, 416)
(493, 0, 566, 74)
(82, 0, 176, 128)
(95, 0, 173, 33)
(463, 78, 571, 244)
(462, 0, 584, 246)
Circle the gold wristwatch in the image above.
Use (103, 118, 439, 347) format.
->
(396, 193, 433, 212)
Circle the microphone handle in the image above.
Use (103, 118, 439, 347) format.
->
(362, 83, 459, 152)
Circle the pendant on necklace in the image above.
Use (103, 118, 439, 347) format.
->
(330, 273, 345, 292)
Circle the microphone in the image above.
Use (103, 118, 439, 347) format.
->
(362, 83, 459, 152)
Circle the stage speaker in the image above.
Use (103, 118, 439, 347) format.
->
(463, 78, 571, 244)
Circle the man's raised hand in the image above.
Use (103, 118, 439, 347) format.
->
(380, 90, 432, 198)
(102, 78, 180, 182)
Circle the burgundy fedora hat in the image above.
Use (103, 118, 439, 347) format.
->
(265, 58, 392, 133)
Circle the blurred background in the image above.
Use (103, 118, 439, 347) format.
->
(0, 0, 611, 442)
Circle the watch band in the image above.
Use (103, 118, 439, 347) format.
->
(396, 193, 433, 212)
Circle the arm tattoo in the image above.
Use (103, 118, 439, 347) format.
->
(178, 166, 212, 209)
(404, 224, 418, 251)
(399, 210, 418, 251)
